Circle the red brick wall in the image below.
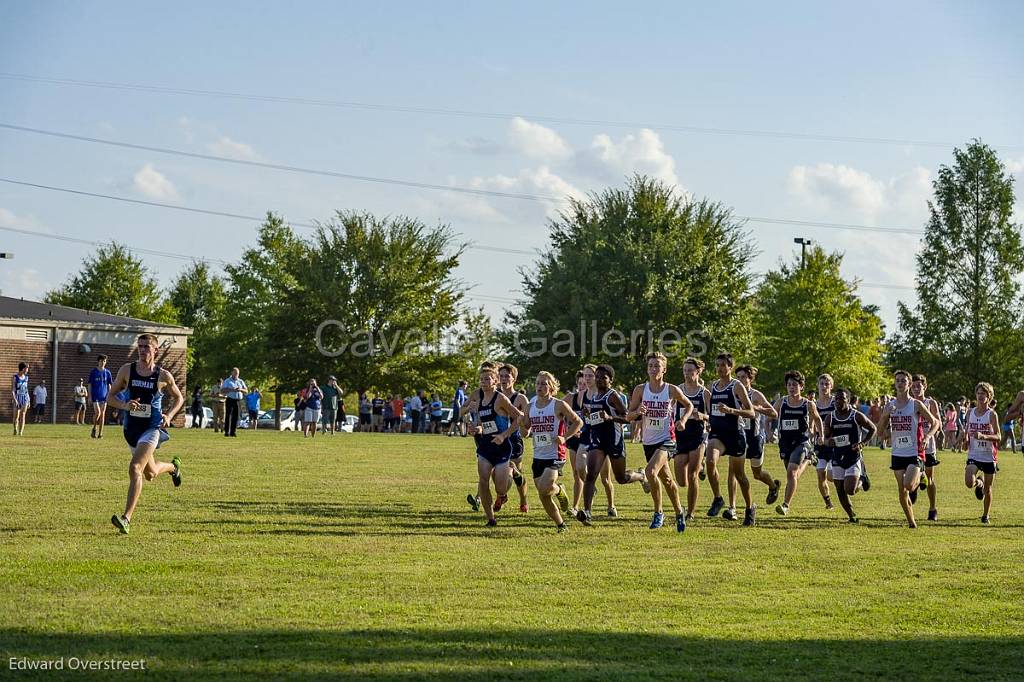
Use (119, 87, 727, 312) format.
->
(2, 339, 187, 426)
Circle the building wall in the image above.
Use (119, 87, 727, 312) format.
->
(2, 331, 188, 427)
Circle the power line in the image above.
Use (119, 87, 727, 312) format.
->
(3, 72, 1020, 151)
(0, 177, 540, 256)
(0, 223, 229, 265)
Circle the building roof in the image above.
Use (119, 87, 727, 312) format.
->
(0, 296, 192, 333)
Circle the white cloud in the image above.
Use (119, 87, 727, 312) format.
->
(787, 163, 931, 225)
(133, 164, 179, 201)
(508, 117, 572, 162)
(208, 136, 261, 161)
(576, 128, 682, 190)
(0, 207, 47, 232)
(178, 116, 195, 144)
(1006, 157, 1024, 175)
(0, 266, 48, 300)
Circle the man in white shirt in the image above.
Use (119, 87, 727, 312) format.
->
(409, 392, 423, 434)
(219, 368, 249, 437)
(33, 380, 48, 423)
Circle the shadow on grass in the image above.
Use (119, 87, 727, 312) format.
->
(1, 628, 1020, 680)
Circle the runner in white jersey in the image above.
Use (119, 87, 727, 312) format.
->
(875, 370, 940, 529)
(735, 365, 781, 506)
(521, 371, 583, 532)
(625, 352, 693, 532)
(965, 382, 1001, 524)
(911, 374, 943, 521)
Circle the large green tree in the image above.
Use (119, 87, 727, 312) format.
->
(503, 175, 757, 389)
(752, 245, 888, 398)
(167, 261, 227, 387)
(889, 140, 1024, 400)
(45, 242, 177, 323)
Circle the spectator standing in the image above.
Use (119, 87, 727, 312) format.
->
(303, 378, 323, 438)
(190, 385, 204, 428)
(88, 355, 114, 438)
(246, 386, 262, 430)
(429, 393, 443, 434)
(409, 391, 423, 433)
(448, 381, 468, 437)
(33, 380, 48, 423)
(220, 368, 248, 437)
(321, 376, 341, 435)
(73, 379, 88, 424)
(390, 395, 404, 433)
(371, 393, 386, 432)
(210, 380, 226, 433)
(358, 393, 372, 432)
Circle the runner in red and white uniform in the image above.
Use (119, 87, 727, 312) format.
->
(625, 352, 693, 532)
(911, 374, 943, 521)
(521, 371, 583, 532)
(965, 382, 1001, 524)
(875, 370, 940, 529)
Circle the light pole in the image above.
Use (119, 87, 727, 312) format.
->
(793, 238, 812, 268)
(0, 252, 13, 259)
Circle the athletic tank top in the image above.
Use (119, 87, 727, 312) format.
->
(709, 379, 740, 434)
(742, 388, 766, 436)
(641, 382, 674, 445)
(124, 362, 164, 436)
(829, 409, 861, 467)
(676, 384, 706, 438)
(778, 398, 810, 450)
(889, 399, 923, 459)
(816, 397, 835, 454)
(967, 407, 996, 462)
(529, 396, 566, 461)
(474, 390, 509, 447)
(923, 398, 938, 455)
(584, 389, 620, 441)
(505, 390, 524, 439)
(13, 373, 29, 398)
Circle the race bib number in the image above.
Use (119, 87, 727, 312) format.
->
(481, 420, 498, 435)
(895, 434, 911, 447)
(782, 419, 798, 431)
(834, 435, 851, 447)
(533, 433, 553, 448)
(129, 404, 152, 418)
(646, 417, 664, 430)
(586, 411, 605, 426)
(711, 404, 724, 417)
(738, 417, 750, 430)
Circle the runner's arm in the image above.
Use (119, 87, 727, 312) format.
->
(555, 399, 584, 443)
(875, 403, 893, 441)
(724, 382, 756, 419)
(753, 391, 778, 419)
(670, 385, 693, 427)
(161, 369, 185, 425)
(854, 411, 878, 446)
(106, 365, 133, 411)
(624, 384, 645, 421)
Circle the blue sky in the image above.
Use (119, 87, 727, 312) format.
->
(1, 1, 1022, 332)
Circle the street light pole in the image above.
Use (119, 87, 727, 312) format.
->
(793, 238, 812, 268)
(0, 252, 13, 259)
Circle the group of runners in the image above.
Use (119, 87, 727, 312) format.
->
(459, 353, 1016, 531)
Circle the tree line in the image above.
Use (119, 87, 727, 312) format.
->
(41, 141, 1023, 405)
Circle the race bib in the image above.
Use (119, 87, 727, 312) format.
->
(895, 434, 911, 447)
(533, 433, 553, 448)
(646, 417, 664, 430)
(738, 417, 750, 430)
(834, 435, 851, 447)
(129, 404, 152, 418)
(711, 404, 724, 417)
(481, 420, 498, 435)
(782, 419, 798, 431)
(586, 411, 605, 426)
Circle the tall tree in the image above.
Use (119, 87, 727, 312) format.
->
(167, 261, 227, 387)
(890, 141, 1024, 400)
(752, 245, 888, 397)
(45, 242, 177, 323)
(503, 175, 757, 389)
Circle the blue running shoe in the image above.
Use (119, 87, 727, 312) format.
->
(650, 512, 664, 529)
(676, 513, 686, 533)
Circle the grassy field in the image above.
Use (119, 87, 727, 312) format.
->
(1, 426, 1022, 680)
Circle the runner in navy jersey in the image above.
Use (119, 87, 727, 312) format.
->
(813, 374, 837, 510)
(706, 353, 758, 525)
(875, 370, 940, 529)
(576, 364, 647, 527)
(575, 364, 616, 517)
(625, 352, 693, 532)
(773, 370, 824, 517)
(107, 334, 185, 534)
(459, 362, 524, 527)
(735, 365, 781, 506)
(824, 387, 877, 523)
(499, 364, 532, 514)
(520, 371, 583, 531)
(673, 357, 712, 521)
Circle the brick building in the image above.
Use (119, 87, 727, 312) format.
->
(1, 296, 191, 425)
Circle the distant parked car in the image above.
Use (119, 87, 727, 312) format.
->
(340, 414, 358, 433)
(439, 407, 454, 427)
(260, 408, 297, 431)
(184, 406, 213, 429)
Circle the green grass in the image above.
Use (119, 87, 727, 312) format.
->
(1, 426, 1022, 680)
